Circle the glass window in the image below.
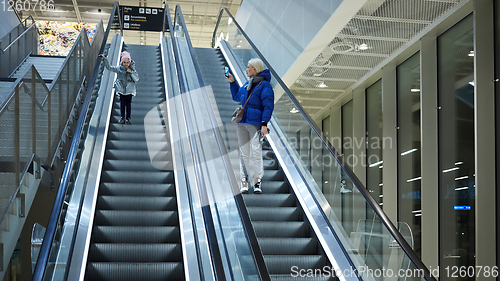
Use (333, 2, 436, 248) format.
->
(366, 80, 383, 208)
(438, 14, 475, 279)
(397, 52, 421, 258)
(495, 0, 500, 264)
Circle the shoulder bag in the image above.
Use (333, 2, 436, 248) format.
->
(231, 82, 261, 124)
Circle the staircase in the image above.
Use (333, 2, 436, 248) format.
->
(84, 44, 184, 281)
(194, 47, 335, 281)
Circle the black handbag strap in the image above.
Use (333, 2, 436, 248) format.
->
(242, 82, 262, 109)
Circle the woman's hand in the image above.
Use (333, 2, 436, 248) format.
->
(126, 68, 132, 74)
(99, 54, 105, 59)
(261, 126, 268, 136)
(226, 73, 235, 83)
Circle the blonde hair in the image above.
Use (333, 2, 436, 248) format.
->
(248, 58, 264, 74)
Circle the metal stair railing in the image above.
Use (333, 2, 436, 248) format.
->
(30, 2, 123, 280)
(0, 15, 39, 78)
(0, 5, 111, 270)
(213, 8, 437, 281)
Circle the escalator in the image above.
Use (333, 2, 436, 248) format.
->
(84, 44, 184, 280)
(195, 48, 333, 280)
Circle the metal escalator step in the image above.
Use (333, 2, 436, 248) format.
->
(243, 194, 295, 207)
(90, 243, 182, 262)
(261, 170, 284, 181)
(99, 183, 175, 196)
(258, 238, 317, 255)
(252, 221, 308, 238)
(106, 140, 169, 151)
(86, 262, 183, 281)
(271, 275, 333, 281)
(102, 159, 170, 172)
(100, 170, 173, 183)
(92, 226, 180, 243)
(97, 196, 176, 211)
(104, 150, 170, 161)
(247, 207, 300, 221)
(265, 255, 327, 275)
(95, 210, 179, 226)
(108, 123, 161, 133)
(108, 130, 168, 142)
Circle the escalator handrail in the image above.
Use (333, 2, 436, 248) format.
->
(213, 8, 436, 281)
(31, 3, 122, 280)
(172, 5, 271, 281)
(170, 5, 228, 281)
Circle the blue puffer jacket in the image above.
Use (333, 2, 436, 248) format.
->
(103, 57, 139, 96)
(230, 69, 274, 125)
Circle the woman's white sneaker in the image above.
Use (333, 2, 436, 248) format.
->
(240, 178, 249, 194)
(253, 179, 262, 194)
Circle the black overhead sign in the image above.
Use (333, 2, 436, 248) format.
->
(114, 6, 164, 32)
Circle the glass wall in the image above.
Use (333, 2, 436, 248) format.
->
(495, 0, 500, 265)
(366, 80, 383, 208)
(341, 101, 354, 233)
(397, 52, 422, 258)
(438, 14, 475, 279)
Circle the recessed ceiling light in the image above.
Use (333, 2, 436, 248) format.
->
(468, 50, 474, 57)
(318, 81, 327, 88)
(359, 43, 368, 50)
(290, 108, 299, 113)
(411, 89, 420, 92)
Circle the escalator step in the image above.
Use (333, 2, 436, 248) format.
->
(252, 221, 308, 237)
(96, 196, 176, 211)
(107, 140, 169, 151)
(247, 207, 300, 221)
(99, 183, 175, 197)
(265, 255, 327, 275)
(86, 262, 183, 281)
(100, 170, 173, 183)
(95, 210, 178, 226)
(102, 159, 170, 172)
(258, 238, 317, 255)
(271, 275, 333, 281)
(243, 194, 295, 207)
(90, 243, 182, 262)
(92, 226, 180, 243)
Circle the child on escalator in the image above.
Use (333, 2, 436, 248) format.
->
(99, 51, 139, 124)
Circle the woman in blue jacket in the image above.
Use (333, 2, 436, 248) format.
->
(226, 58, 274, 194)
(99, 51, 139, 124)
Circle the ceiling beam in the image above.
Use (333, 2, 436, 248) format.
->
(295, 96, 334, 102)
(291, 87, 345, 93)
(353, 15, 432, 25)
(322, 50, 389, 58)
(309, 64, 372, 71)
(72, 0, 82, 22)
(336, 34, 409, 42)
(299, 76, 359, 82)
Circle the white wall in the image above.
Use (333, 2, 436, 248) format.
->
(0, 9, 20, 39)
(235, 0, 344, 77)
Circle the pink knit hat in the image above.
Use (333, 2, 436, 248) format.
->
(121, 51, 131, 62)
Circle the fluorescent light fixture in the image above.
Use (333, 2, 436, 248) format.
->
(359, 43, 368, 50)
(324, 181, 329, 184)
(407, 176, 422, 183)
(379, 183, 383, 186)
(379, 165, 383, 169)
(379, 203, 384, 206)
(379, 195, 383, 198)
(455, 186, 469, 191)
(290, 108, 299, 113)
(318, 81, 327, 88)
(469, 81, 475, 86)
(411, 89, 420, 92)
(369, 160, 383, 167)
(455, 162, 463, 165)
(401, 148, 417, 156)
(415, 213, 422, 217)
(455, 176, 469, 181)
(412, 210, 422, 213)
(442, 167, 459, 173)
(236, 45, 241, 48)
(468, 50, 474, 57)
(228, 18, 233, 25)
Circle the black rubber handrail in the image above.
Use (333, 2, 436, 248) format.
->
(212, 8, 436, 281)
(173, 5, 271, 281)
(31, 3, 122, 280)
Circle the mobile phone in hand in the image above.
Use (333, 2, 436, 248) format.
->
(224, 66, 230, 77)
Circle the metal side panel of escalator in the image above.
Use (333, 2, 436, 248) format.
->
(83, 44, 185, 281)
